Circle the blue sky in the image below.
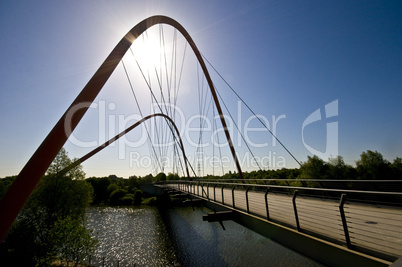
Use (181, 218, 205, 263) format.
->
(1, 1, 401, 178)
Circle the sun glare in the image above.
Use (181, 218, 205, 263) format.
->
(131, 30, 163, 72)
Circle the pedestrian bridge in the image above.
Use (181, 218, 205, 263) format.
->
(1, 15, 401, 267)
(156, 179, 402, 266)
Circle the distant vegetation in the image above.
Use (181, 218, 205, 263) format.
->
(200, 150, 402, 181)
(85, 172, 179, 206)
(0, 149, 401, 265)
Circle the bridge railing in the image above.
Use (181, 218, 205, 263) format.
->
(185, 178, 402, 192)
(158, 179, 402, 262)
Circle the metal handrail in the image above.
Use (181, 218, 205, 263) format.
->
(158, 180, 402, 261)
(186, 178, 402, 183)
(163, 180, 402, 196)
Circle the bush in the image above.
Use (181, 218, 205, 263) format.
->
(109, 189, 128, 205)
(120, 194, 134, 205)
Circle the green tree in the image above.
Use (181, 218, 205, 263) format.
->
(107, 183, 119, 196)
(390, 157, 402, 180)
(108, 174, 118, 180)
(87, 177, 111, 204)
(33, 175, 93, 225)
(298, 155, 329, 188)
(327, 156, 353, 180)
(356, 150, 390, 180)
(120, 194, 135, 205)
(155, 172, 167, 182)
(46, 148, 85, 180)
(46, 147, 71, 175)
(0, 176, 16, 199)
(299, 155, 329, 179)
(127, 175, 140, 193)
(109, 189, 127, 205)
(68, 157, 86, 180)
(141, 174, 154, 184)
(167, 173, 180, 181)
(49, 216, 98, 266)
(0, 149, 96, 265)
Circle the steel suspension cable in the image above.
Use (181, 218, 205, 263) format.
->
(173, 40, 188, 177)
(130, 38, 194, 177)
(174, 42, 187, 117)
(202, 54, 305, 170)
(214, 111, 226, 176)
(214, 86, 263, 171)
(196, 68, 215, 177)
(129, 47, 168, 172)
(121, 59, 162, 172)
(168, 30, 183, 177)
(166, 28, 178, 163)
(162, 27, 182, 175)
(157, 25, 175, 168)
(196, 64, 204, 176)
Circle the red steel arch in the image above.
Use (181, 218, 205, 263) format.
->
(0, 15, 243, 241)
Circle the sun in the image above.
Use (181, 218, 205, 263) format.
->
(130, 29, 163, 72)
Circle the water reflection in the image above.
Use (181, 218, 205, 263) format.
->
(87, 206, 178, 266)
(87, 206, 322, 266)
(160, 206, 322, 267)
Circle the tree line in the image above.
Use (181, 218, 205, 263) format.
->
(202, 150, 402, 181)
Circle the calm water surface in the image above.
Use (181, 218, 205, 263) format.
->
(87, 206, 322, 266)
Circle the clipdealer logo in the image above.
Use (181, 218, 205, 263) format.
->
(302, 99, 338, 160)
(64, 99, 339, 169)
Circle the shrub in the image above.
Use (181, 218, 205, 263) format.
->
(109, 189, 127, 205)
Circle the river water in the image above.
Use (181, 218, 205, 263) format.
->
(87, 206, 322, 266)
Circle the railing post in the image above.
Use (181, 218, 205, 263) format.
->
(292, 190, 301, 231)
(246, 187, 250, 213)
(265, 188, 270, 220)
(232, 186, 236, 208)
(207, 184, 209, 200)
(339, 194, 352, 249)
(197, 181, 200, 196)
(213, 185, 217, 201)
(221, 185, 225, 205)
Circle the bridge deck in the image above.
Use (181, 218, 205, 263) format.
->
(162, 183, 402, 262)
